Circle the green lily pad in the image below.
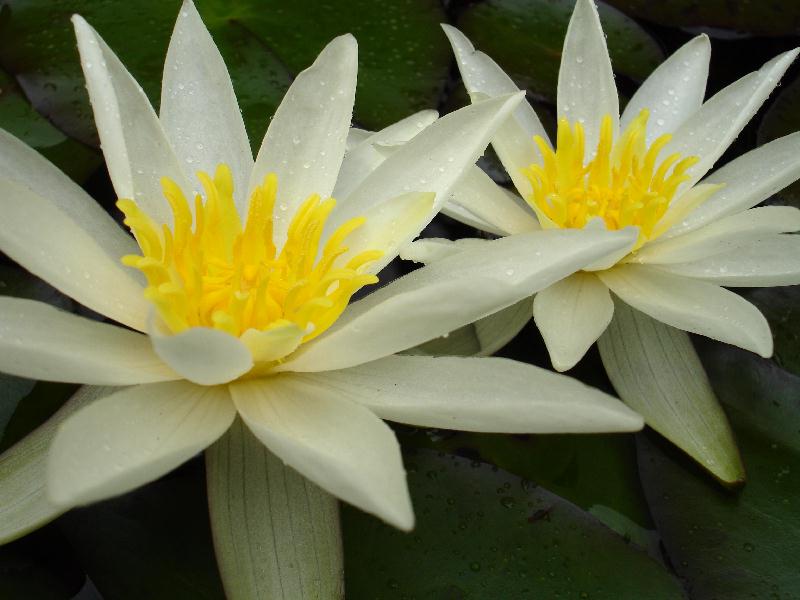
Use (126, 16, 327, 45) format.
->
(456, 0, 664, 104)
(605, 0, 800, 37)
(344, 449, 684, 598)
(741, 286, 800, 378)
(639, 342, 800, 598)
(757, 74, 800, 208)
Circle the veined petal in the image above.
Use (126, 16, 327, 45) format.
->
(296, 355, 643, 433)
(621, 34, 710, 142)
(72, 16, 190, 227)
(0, 129, 137, 262)
(334, 110, 438, 200)
(249, 35, 357, 249)
(0, 297, 178, 385)
(231, 376, 414, 530)
(447, 166, 540, 235)
(442, 24, 548, 197)
(633, 206, 800, 265)
(47, 381, 235, 507)
(160, 0, 253, 215)
(558, 0, 619, 159)
(598, 264, 772, 357)
(149, 321, 253, 386)
(666, 132, 800, 238)
(654, 234, 800, 287)
(664, 48, 799, 189)
(0, 178, 149, 331)
(533, 272, 614, 372)
(278, 227, 638, 372)
(329, 93, 525, 240)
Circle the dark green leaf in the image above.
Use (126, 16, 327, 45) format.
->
(757, 74, 800, 208)
(741, 286, 800, 377)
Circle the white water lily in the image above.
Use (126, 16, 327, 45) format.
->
(405, 0, 800, 372)
(0, 1, 643, 530)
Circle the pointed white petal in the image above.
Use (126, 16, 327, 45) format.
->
(664, 49, 799, 189)
(72, 16, 190, 227)
(279, 227, 638, 372)
(621, 35, 710, 142)
(598, 264, 772, 357)
(231, 376, 414, 530)
(400, 237, 491, 264)
(249, 35, 357, 249)
(346, 127, 372, 151)
(0, 129, 137, 262)
(47, 381, 235, 507)
(160, 0, 253, 214)
(442, 24, 548, 197)
(240, 323, 305, 364)
(149, 323, 253, 386)
(0, 178, 149, 331)
(533, 272, 614, 371)
(440, 203, 507, 236)
(655, 234, 800, 287)
(298, 354, 643, 433)
(557, 0, 619, 158)
(634, 206, 800, 265)
(0, 297, 177, 385)
(581, 221, 639, 271)
(666, 132, 800, 238)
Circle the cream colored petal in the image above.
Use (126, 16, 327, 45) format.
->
(598, 264, 772, 357)
(160, 0, 253, 214)
(650, 183, 724, 239)
(621, 35, 710, 142)
(0, 297, 177, 385)
(581, 220, 639, 271)
(346, 127, 372, 151)
(400, 237, 491, 264)
(279, 227, 638, 372)
(47, 381, 235, 507)
(300, 355, 642, 432)
(0, 178, 149, 331)
(654, 234, 800, 287)
(533, 272, 614, 371)
(442, 24, 548, 197)
(240, 323, 305, 363)
(664, 49, 799, 189)
(231, 376, 414, 530)
(0, 129, 137, 262)
(149, 321, 253, 386)
(633, 206, 800, 265)
(441, 203, 506, 236)
(72, 16, 190, 227)
(249, 35, 357, 249)
(666, 132, 800, 238)
(334, 111, 438, 200)
(557, 0, 619, 158)
(447, 166, 540, 235)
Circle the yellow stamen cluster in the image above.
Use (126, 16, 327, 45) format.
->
(523, 110, 700, 247)
(119, 165, 381, 342)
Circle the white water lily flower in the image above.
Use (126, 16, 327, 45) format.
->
(0, 1, 643, 530)
(408, 0, 800, 372)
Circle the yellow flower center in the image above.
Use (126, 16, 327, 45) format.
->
(523, 109, 701, 248)
(118, 164, 381, 343)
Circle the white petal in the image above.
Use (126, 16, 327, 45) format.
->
(621, 35, 710, 142)
(279, 227, 638, 372)
(334, 111, 438, 200)
(231, 376, 413, 530)
(400, 237, 491, 264)
(447, 166, 540, 235)
(149, 322, 253, 386)
(0, 297, 177, 385)
(598, 264, 772, 357)
(0, 129, 137, 262)
(634, 206, 800, 265)
(533, 272, 614, 371)
(160, 0, 253, 214)
(666, 132, 800, 238)
(557, 0, 619, 158)
(72, 16, 190, 227)
(664, 49, 799, 189)
(240, 323, 305, 364)
(249, 35, 357, 249)
(47, 381, 235, 507)
(654, 234, 800, 287)
(346, 127, 372, 151)
(330, 93, 525, 238)
(0, 178, 149, 331)
(440, 203, 506, 236)
(442, 24, 549, 197)
(298, 354, 643, 433)
(581, 220, 639, 271)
